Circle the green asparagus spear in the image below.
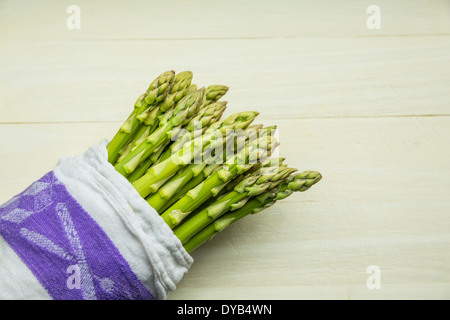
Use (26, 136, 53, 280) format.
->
(107, 70, 175, 164)
(154, 123, 266, 213)
(156, 101, 228, 165)
(160, 128, 279, 229)
(118, 71, 194, 162)
(145, 112, 260, 211)
(126, 142, 169, 183)
(203, 85, 229, 106)
(182, 170, 322, 252)
(132, 111, 259, 199)
(174, 164, 298, 244)
(152, 124, 264, 213)
(126, 100, 226, 183)
(113, 88, 205, 176)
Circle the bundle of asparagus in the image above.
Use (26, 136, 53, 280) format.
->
(0, 69, 322, 300)
(107, 70, 322, 253)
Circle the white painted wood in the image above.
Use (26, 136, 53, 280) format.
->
(1, 37, 449, 122)
(0, 0, 449, 300)
(0, 0, 449, 41)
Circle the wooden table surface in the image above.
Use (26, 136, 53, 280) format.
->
(1, 0, 449, 300)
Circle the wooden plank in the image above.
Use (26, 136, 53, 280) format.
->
(1, 37, 449, 123)
(1, 117, 449, 299)
(0, 0, 449, 41)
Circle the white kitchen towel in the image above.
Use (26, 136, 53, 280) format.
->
(0, 140, 193, 300)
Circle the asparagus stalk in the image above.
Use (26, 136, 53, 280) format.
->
(152, 124, 264, 213)
(160, 127, 279, 229)
(156, 124, 266, 213)
(182, 170, 322, 253)
(145, 112, 259, 211)
(203, 85, 229, 106)
(126, 100, 227, 183)
(206, 126, 278, 200)
(185, 151, 281, 219)
(117, 71, 194, 162)
(157, 85, 228, 165)
(132, 111, 259, 199)
(126, 142, 169, 183)
(107, 70, 175, 164)
(173, 163, 298, 244)
(182, 196, 265, 253)
(156, 101, 228, 165)
(113, 88, 205, 176)
(155, 163, 221, 213)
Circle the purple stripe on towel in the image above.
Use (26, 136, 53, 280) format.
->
(0, 171, 154, 300)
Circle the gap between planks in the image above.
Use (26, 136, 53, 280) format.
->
(1, 113, 450, 125)
(1, 33, 450, 43)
